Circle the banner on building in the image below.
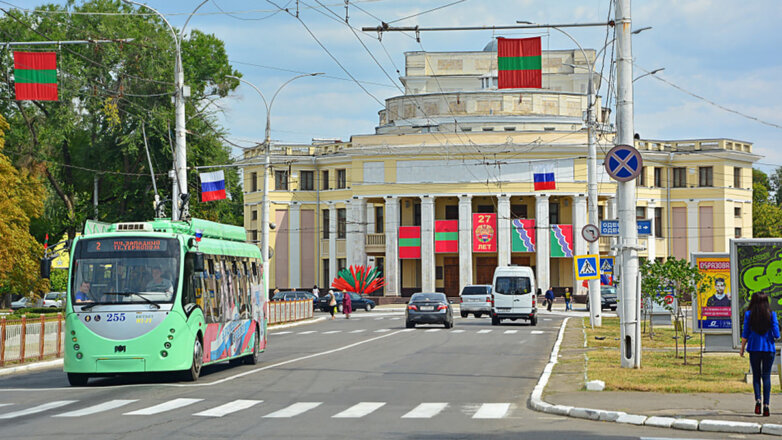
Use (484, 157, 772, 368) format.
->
(497, 37, 542, 89)
(435, 220, 458, 253)
(692, 253, 731, 332)
(511, 219, 536, 252)
(473, 213, 496, 253)
(399, 226, 421, 259)
(550, 224, 574, 257)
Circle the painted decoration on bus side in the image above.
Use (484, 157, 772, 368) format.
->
(473, 213, 497, 253)
(203, 320, 254, 362)
(434, 220, 458, 253)
(550, 225, 574, 257)
(511, 219, 536, 252)
(694, 255, 731, 330)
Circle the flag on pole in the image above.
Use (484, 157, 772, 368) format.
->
(497, 37, 542, 89)
(533, 161, 556, 191)
(200, 170, 226, 202)
(14, 52, 58, 101)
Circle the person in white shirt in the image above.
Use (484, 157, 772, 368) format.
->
(312, 285, 320, 298)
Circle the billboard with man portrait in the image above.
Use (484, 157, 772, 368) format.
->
(691, 253, 731, 332)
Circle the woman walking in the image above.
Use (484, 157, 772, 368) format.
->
(342, 290, 352, 319)
(328, 289, 337, 319)
(564, 287, 572, 311)
(740, 292, 780, 416)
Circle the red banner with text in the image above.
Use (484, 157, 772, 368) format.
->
(472, 213, 497, 253)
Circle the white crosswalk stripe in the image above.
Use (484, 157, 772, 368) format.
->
(54, 399, 137, 417)
(390, 317, 401, 320)
(503, 330, 518, 334)
(349, 329, 366, 333)
(401, 403, 448, 419)
(124, 398, 203, 415)
(531, 330, 544, 335)
(477, 329, 492, 334)
(472, 403, 511, 419)
(193, 400, 263, 417)
(298, 331, 316, 335)
(374, 317, 385, 320)
(374, 328, 391, 333)
(425, 329, 441, 333)
(322, 330, 342, 334)
(332, 402, 385, 418)
(264, 402, 322, 418)
(273, 331, 292, 335)
(0, 401, 76, 419)
(451, 329, 465, 333)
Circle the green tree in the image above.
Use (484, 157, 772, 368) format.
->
(770, 166, 782, 206)
(753, 168, 782, 237)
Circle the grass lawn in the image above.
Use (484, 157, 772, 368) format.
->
(584, 317, 750, 393)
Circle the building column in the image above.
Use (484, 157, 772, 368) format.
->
(384, 196, 400, 296)
(347, 197, 367, 268)
(289, 203, 301, 288)
(647, 201, 656, 261)
(458, 195, 473, 292)
(421, 196, 436, 292)
(686, 200, 699, 256)
(497, 194, 511, 268)
(328, 203, 337, 283)
(573, 195, 588, 256)
(535, 194, 550, 292)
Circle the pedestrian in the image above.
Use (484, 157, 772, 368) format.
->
(312, 285, 320, 299)
(545, 287, 555, 312)
(328, 289, 337, 319)
(740, 292, 780, 417)
(342, 289, 352, 319)
(564, 287, 572, 311)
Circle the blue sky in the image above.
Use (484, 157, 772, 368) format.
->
(8, 0, 782, 174)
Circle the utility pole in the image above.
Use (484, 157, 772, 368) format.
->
(615, 0, 641, 368)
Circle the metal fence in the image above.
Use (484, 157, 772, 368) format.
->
(268, 300, 314, 324)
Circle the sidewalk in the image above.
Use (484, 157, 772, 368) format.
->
(533, 313, 782, 436)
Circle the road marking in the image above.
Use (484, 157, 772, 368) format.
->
(273, 331, 292, 335)
(390, 317, 401, 320)
(0, 404, 11, 409)
(400, 328, 415, 332)
(451, 329, 465, 333)
(193, 400, 262, 417)
(374, 317, 385, 320)
(332, 402, 385, 418)
(374, 328, 391, 333)
(477, 329, 492, 334)
(264, 402, 322, 418)
(531, 330, 544, 335)
(425, 329, 441, 333)
(503, 330, 518, 334)
(0, 401, 76, 419)
(322, 330, 342, 334)
(349, 329, 366, 333)
(297, 331, 316, 335)
(401, 403, 448, 419)
(543, 318, 552, 321)
(124, 398, 203, 415)
(54, 399, 137, 417)
(472, 403, 511, 419)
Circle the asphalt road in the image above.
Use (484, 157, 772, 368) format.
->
(0, 310, 736, 439)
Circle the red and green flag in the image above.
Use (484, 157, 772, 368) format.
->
(399, 226, 421, 259)
(435, 220, 458, 253)
(14, 52, 58, 101)
(497, 37, 542, 89)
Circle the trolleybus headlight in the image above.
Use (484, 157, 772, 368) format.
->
(167, 335, 174, 341)
(72, 337, 77, 342)
(70, 330, 75, 335)
(164, 342, 171, 349)
(169, 328, 175, 334)
(160, 350, 168, 358)
(76, 352, 83, 359)
(73, 344, 80, 351)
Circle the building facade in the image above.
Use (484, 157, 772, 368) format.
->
(241, 44, 760, 296)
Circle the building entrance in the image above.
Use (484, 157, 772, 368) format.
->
(476, 256, 497, 285)
(443, 257, 459, 296)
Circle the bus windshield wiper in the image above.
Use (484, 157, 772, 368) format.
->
(112, 292, 161, 309)
(79, 301, 102, 311)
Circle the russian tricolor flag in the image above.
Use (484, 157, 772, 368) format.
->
(200, 170, 226, 202)
(533, 162, 556, 191)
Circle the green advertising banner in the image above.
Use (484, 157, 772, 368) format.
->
(731, 239, 782, 348)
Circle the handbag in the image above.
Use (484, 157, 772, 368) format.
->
(329, 295, 336, 307)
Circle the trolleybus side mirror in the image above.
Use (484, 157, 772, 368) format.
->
(193, 252, 205, 273)
(40, 257, 52, 279)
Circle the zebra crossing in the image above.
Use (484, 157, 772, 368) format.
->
(0, 399, 518, 421)
(272, 328, 548, 336)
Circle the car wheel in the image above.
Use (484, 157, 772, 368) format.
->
(365, 304, 371, 312)
(444, 320, 452, 329)
(460, 311, 468, 318)
(491, 316, 500, 326)
(474, 312, 482, 318)
(406, 321, 415, 329)
(67, 373, 89, 386)
(611, 307, 617, 311)
(183, 338, 203, 382)
(244, 330, 261, 365)
(530, 316, 538, 326)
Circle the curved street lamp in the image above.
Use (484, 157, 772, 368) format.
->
(633, 67, 665, 83)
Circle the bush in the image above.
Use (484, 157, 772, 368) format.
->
(12, 307, 63, 317)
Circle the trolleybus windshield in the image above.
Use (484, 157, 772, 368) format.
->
(71, 237, 180, 306)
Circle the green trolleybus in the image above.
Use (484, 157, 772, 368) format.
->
(63, 218, 266, 386)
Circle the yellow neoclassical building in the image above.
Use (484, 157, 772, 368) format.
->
(241, 44, 759, 297)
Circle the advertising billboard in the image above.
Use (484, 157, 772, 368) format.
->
(691, 253, 731, 332)
(731, 239, 782, 348)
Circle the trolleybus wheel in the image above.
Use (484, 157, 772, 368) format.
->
(244, 331, 261, 365)
(67, 373, 89, 386)
(184, 338, 203, 382)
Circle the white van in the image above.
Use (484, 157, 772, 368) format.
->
(491, 266, 538, 326)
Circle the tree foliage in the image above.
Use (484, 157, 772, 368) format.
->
(0, 0, 245, 247)
(753, 168, 782, 238)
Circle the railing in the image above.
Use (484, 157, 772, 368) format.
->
(268, 300, 314, 324)
(365, 233, 386, 247)
(0, 314, 63, 367)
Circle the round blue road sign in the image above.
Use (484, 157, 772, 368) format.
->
(604, 144, 643, 182)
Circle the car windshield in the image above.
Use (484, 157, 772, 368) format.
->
(71, 237, 180, 305)
(461, 286, 489, 295)
(494, 277, 532, 295)
(45, 293, 60, 300)
(601, 287, 617, 296)
(411, 293, 445, 302)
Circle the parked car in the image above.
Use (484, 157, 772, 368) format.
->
(40, 292, 65, 308)
(317, 292, 375, 312)
(406, 292, 454, 328)
(459, 284, 492, 318)
(271, 291, 317, 309)
(587, 285, 618, 311)
(10, 297, 33, 310)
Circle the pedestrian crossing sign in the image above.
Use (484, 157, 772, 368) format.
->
(600, 256, 615, 274)
(574, 254, 600, 281)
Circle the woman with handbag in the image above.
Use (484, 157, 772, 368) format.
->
(328, 289, 337, 319)
(740, 292, 780, 416)
(342, 290, 352, 319)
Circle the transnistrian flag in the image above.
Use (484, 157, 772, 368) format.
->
(200, 170, 226, 202)
(497, 37, 542, 89)
(435, 220, 458, 253)
(533, 161, 556, 191)
(399, 226, 421, 259)
(14, 52, 58, 101)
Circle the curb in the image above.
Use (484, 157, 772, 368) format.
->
(528, 318, 782, 436)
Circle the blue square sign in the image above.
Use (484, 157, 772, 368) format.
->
(574, 254, 600, 281)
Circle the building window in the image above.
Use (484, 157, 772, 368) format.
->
(337, 258, 346, 272)
(322, 170, 330, 190)
(734, 167, 741, 188)
(482, 127, 494, 132)
(735, 227, 742, 238)
(375, 206, 384, 234)
(250, 230, 258, 243)
(251, 210, 258, 220)
(461, 127, 472, 132)
(549, 201, 559, 225)
(699, 166, 713, 187)
(445, 205, 459, 220)
(477, 204, 494, 213)
(734, 206, 741, 218)
(654, 207, 663, 238)
(300, 171, 314, 191)
(598, 205, 604, 222)
(639, 167, 646, 187)
(337, 208, 346, 239)
(322, 259, 330, 286)
(336, 169, 347, 189)
(654, 167, 662, 187)
(672, 167, 687, 188)
(504, 127, 516, 131)
(274, 170, 288, 190)
(511, 204, 528, 218)
(413, 203, 421, 226)
(322, 209, 330, 239)
(250, 172, 258, 192)
(636, 207, 646, 219)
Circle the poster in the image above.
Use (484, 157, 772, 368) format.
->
(550, 224, 574, 257)
(731, 239, 782, 348)
(511, 219, 536, 252)
(692, 253, 731, 332)
(472, 213, 496, 253)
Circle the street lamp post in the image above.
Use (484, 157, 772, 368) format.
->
(226, 73, 323, 297)
(122, 0, 208, 221)
(633, 68, 665, 83)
